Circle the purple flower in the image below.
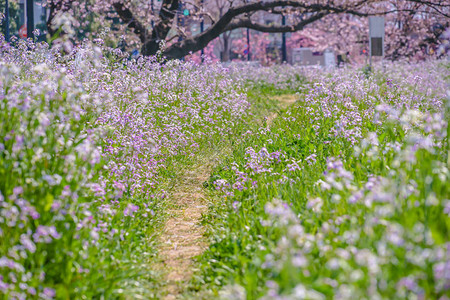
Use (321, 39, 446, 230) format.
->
(43, 287, 56, 298)
(0, 276, 9, 292)
(232, 201, 240, 210)
(20, 234, 36, 253)
(348, 190, 364, 204)
(33, 225, 61, 243)
(0, 257, 24, 272)
(124, 203, 139, 217)
(28, 287, 36, 295)
(444, 201, 450, 216)
(397, 277, 418, 292)
(433, 261, 450, 281)
(13, 186, 23, 195)
(12, 135, 24, 153)
(90, 183, 106, 197)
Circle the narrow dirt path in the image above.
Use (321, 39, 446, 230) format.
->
(157, 94, 298, 299)
(266, 94, 298, 125)
(158, 156, 218, 299)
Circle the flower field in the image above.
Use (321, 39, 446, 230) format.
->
(197, 62, 450, 299)
(0, 35, 449, 299)
(0, 36, 249, 298)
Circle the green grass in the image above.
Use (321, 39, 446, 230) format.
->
(190, 65, 450, 299)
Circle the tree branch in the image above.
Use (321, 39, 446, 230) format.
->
(409, 0, 450, 17)
(112, 2, 148, 42)
(161, 0, 369, 59)
(223, 13, 327, 33)
(141, 0, 180, 56)
(112, 0, 448, 59)
(162, 2, 338, 59)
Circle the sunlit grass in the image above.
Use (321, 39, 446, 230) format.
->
(194, 61, 449, 299)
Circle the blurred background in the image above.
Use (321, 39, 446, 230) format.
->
(1, 0, 449, 65)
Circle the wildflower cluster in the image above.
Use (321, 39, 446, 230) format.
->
(199, 61, 449, 299)
(0, 35, 249, 298)
(228, 63, 308, 93)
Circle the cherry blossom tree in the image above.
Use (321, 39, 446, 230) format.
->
(46, 0, 449, 60)
(286, 2, 449, 62)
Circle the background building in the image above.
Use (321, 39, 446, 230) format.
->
(1, 0, 48, 41)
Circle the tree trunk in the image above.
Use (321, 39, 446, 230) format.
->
(141, 0, 179, 56)
(114, 1, 330, 60)
(46, 0, 72, 37)
(221, 34, 230, 62)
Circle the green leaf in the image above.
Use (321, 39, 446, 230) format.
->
(45, 193, 54, 212)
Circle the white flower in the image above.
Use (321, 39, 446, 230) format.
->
(306, 197, 323, 213)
